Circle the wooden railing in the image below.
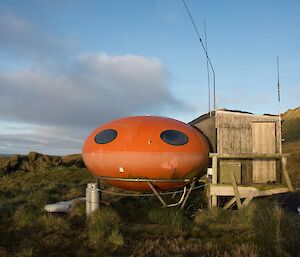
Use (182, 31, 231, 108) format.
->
(208, 153, 293, 191)
(207, 153, 294, 209)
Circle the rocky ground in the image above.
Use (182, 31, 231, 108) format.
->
(0, 152, 84, 176)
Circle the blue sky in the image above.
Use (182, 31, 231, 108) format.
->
(0, 0, 299, 154)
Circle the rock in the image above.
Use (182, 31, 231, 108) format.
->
(9, 155, 21, 167)
(0, 158, 10, 174)
(0, 152, 83, 176)
(0, 155, 22, 175)
(19, 161, 31, 172)
(62, 154, 84, 168)
(28, 152, 40, 161)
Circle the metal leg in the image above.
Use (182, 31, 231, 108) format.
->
(147, 182, 188, 208)
(180, 180, 196, 209)
(147, 182, 167, 207)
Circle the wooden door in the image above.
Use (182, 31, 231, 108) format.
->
(252, 122, 276, 183)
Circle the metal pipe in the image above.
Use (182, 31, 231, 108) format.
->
(180, 180, 196, 209)
(147, 182, 167, 207)
(96, 176, 191, 183)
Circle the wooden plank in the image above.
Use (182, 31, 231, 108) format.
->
(223, 197, 236, 210)
(206, 185, 212, 211)
(231, 171, 242, 209)
(252, 122, 276, 183)
(209, 153, 287, 159)
(242, 195, 254, 207)
(211, 156, 218, 208)
(281, 156, 294, 192)
(211, 195, 217, 208)
(212, 156, 218, 184)
(210, 185, 290, 197)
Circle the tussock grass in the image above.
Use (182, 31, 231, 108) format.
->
(87, 208, 124, 251)
(148, 207, 191, 231)
(249, 200, 300, 257)
(13, 205, 40, 229)
(131, 237, 259, 257)
(193, 200, 300, 257)
(68, 200, 86, 227)
(14, 247, 34, 257)
(283, 141, 300, 189)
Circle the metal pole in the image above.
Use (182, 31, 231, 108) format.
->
(277, 56, 282, 154)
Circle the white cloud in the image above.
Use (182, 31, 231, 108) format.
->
(0, 13, 190, 154)
(0, 53, 189, 154)
(0, 52, 186, 128)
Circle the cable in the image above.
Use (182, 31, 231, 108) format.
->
(181, 0, 216, 110)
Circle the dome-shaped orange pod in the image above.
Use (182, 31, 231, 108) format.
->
(82, 116, 209, 192)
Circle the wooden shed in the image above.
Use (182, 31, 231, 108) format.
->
(190, 109, 293, 209)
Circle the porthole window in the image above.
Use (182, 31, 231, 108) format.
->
(160, 130, 189, 146)
(94, 129, 117, 144)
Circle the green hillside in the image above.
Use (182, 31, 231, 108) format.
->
(282, 106, 300, 142)
(282, 106, 300, 189)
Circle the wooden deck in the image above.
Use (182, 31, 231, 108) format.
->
(207, 153, 294, 210)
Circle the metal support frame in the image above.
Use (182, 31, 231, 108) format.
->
(147, 181, 197, 208)
(180, 180, 196, 209)
(97, 176, 191, 183)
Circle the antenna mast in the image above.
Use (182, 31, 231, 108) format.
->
(277, 56, 282, 154)
(181, 0, 216, 111)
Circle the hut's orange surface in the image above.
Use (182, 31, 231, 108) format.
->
(82, 116, 209, 191)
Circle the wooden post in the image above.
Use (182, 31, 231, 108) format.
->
(230, 171, 242, 209)
(211, 156, 218, 208)
(281, 156, 294, 192)
(242, 195, 254, 207)
(207, 185, 212, 211)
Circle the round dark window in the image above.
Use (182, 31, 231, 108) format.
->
(160, 130, 189, 146)
(94, 129, 117, 144)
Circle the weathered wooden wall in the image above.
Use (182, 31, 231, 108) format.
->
(191, 116, 216, 152)
(216, 111, 279, 184)
(252, 122, 276, 183)
(192, 110, 280, 184)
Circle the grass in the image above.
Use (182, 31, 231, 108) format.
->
(87, 208, 123, 252)
(192, 200, 300, 257)
(0, 165, 299, 256)
(282, 107, 300, 189)
(283, 140, 300, 189)
(282, 106, 300, 143)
